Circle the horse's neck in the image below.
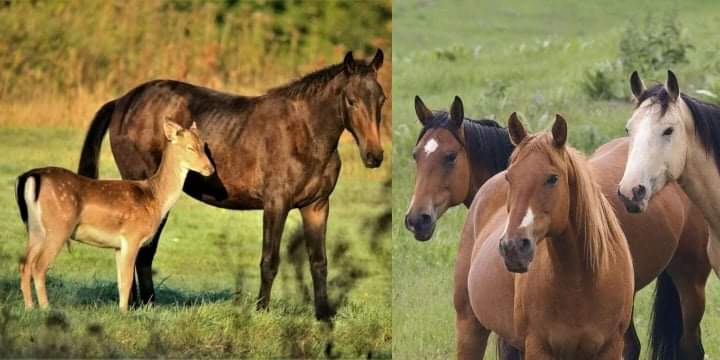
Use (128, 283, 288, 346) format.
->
(292, 83, 346, 153)
(543, 225, 592, 283)
(147, 145, 189, 217)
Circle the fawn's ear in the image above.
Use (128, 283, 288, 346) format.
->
(163, 119, 183, 142)
(507, 112, 527, 146)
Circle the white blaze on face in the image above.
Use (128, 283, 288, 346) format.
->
(424, 138, 439, 155)
(520, 208, 534, 229)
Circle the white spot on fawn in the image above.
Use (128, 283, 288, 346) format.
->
(424, 138, 438, 155)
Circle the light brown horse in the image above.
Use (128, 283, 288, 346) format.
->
(471, 114, 634, 358)
(408, 97, 710, 359)
(15, 120, 213, 311)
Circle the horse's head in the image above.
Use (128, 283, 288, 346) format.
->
(499, 114, 571, 273)
(340, 49, 386, 168)
(405, 96, 470, 241)
(618, 71, 689, 213)
(164, 120, 214, 177)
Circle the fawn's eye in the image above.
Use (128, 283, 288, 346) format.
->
(545, 174, 559, 186)
(663, 127, 674, 136)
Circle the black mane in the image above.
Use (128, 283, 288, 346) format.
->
(638, 84, 720, 172)
(417, 111, 514, 174)
(266, 60, 375, 99)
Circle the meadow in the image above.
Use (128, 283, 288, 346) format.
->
(392, 0, 720, 358)
(0, 1, 391, 358)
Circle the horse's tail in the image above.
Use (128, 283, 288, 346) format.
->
(496, 336, 521, 360)
(648, 271, 682, 359)
(78, 100, 116, 179)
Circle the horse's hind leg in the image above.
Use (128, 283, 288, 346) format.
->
(300, 198, 333, 321)
(257, 199, 290, 311)
(667, 261, 708, 360)
(622, 314, 640, 360)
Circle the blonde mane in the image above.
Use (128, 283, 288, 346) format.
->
(512, 133, 626, 273)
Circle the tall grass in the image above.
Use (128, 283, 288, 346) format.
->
(0, 0, 392, 128)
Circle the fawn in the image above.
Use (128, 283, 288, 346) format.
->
(15, 120, 213, 311)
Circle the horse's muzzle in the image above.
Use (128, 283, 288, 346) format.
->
(617, 188, 647, 213)
(499, 237, 534, 273)
(363, 150, 384, 168)
(405, 213, 435, 241)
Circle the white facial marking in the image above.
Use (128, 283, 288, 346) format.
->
(520, 208, 534, 229)
(424, 138, 439, 155)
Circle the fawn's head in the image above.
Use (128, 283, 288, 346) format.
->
(163, 120, 214, 176)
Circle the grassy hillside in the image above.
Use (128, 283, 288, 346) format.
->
(392, 0, 720, 358)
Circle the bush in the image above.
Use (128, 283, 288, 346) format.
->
(618, 12, 692, 78)
(581, 60, 623, 100)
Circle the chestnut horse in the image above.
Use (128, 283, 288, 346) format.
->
(482, 114, 634, 358)
(407, 97, 709, 359)
(76, 50, 386, 320)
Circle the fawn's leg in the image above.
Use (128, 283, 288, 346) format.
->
(131, 215, 166, 306)
(32, 228, 70, 309)
(21, 240, 42, 309)
(116, 239, 141, 312)
(257, 199, 290, 311)
(300, 198, 333, 321)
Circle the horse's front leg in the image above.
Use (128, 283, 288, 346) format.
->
(300, 198, 333, 321)
(130, 215, 167, 307)
(257, 199, 290, 311)
(622, 312, 640, 360)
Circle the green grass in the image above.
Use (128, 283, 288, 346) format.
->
(0, 128, 391, 358)
(392, 0, 720, 358)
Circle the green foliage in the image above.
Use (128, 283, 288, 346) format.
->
(580, 11, 692, 100)
(0, 0, 390, 101)
(619, 12, 692, 77)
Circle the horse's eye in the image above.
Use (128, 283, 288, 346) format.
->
(545, 174, 559, 186)
(346, 96, 355, 107)
(445, 152, 457, 164)
(412, 151, 418, 160)
(663, 127, 674, 136)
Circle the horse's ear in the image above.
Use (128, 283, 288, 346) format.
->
(507, 112, 527, 146)
(343, 51, 355, 74)
(371, 49, 384, 71)
(163, 119, 183, 142)
(415, 95, 433, 126)
(665, 70, 679, 101)
(552, 114, 568, 148)
(450, 96, 464, 130)
(629, 71, 645, 100)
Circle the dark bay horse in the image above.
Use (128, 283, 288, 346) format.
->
(77, 50, 386, 320)
(406, 96, 709, 359)
(485, 114, 634, 358)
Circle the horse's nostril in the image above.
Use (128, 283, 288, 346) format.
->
(419, 213, 432, 225)
(519, 238, 532, 252)
(632, 184, 646, 201)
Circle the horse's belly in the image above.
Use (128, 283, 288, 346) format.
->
(467, 231, 518, 345)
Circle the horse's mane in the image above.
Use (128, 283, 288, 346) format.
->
(637, 84, 720, 174)
(417, 111, 514, 174)
(265, 59, 375, 99)
(511, 133, 625, 274)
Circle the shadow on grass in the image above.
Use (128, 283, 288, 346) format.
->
(0, 276, 234, 308)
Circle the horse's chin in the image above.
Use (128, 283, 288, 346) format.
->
(413, 227, 435, 242)
(502, 257, 531, 273)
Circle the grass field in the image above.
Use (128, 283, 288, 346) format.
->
(0, 128, 391, 358)
(392, 0, 720, 358)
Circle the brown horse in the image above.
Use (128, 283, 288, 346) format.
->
(481, 114, 634, 358)
(407, 97, 709, 359)
(16, 120, 213, 311)
(76, 50, 386, 320)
